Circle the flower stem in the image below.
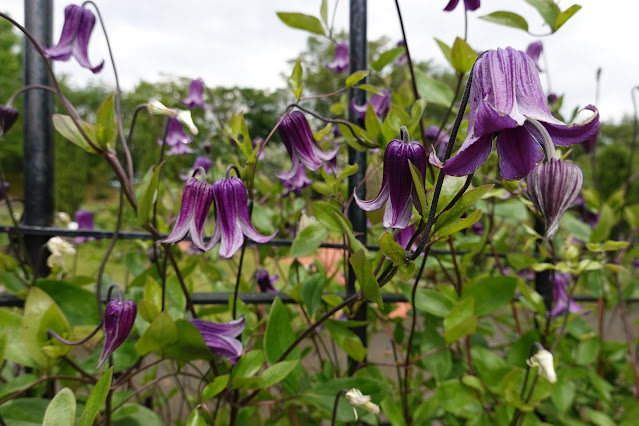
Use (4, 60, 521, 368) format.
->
(331, 390, 348, 426)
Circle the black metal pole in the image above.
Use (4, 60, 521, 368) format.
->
(23, 0, 55, 276)
(347, 0, 368, 374)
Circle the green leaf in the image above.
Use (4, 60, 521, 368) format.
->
(517, 280, 546, 315)
(202, 375, 229, 400)
(261, 360, 300, 387)
(0, 309, 34, 366)
(52, 114, 98, 154)
(289, 221, 329, 257)
(591, 204, 615, 243)
(414, 69, 454, 106)
(95, 93, 117, 150)
(462, 276, 516, 316)
(349, 249, 383, 308)
(229, 112, 253, 159)
(371, 47, 406, 72)
(320, 0, 328, 25)
(408, 161, 427, 214)
(186, 408, 207, 426)
(398, 262, 416, 281)
(379, 232, 406, 266)
(553, 4, 581, 32)
(78, 367, 113, 426)
(302, 273, 325, 317)
(346, 70, 369, 87)
(435, 209, 482, 238)
(276, 12, 326, 36)
(36, 280, 99, 326)
(112, 404, 164, 425)
(435, 175, 468, 215)
(444, 298, 477, 344)
(480, 11, 529, 32)
(434, 38, 453, 67)
(413, 287, 454, 317)
(136, 162, 165, 227)
(0, 398, 50, 425)
(450, 37, 476, 74)
(437, 379, 479, 416)
(365, 104, 384, 144)
(164, 320, 215, 361)
(585, 408, 616, 426)
(421, 326, 451, 382)
(551, 372, 575, 413)
(0, 333, 6, 363)
(525, 0, 560, 28)
(380, 396, 407, 426)
(135, 312, 178, 356)
(313, 200, 348, 233)
(264, 297, 299, 364)
(435, 184, 493, 231)
(506, 253, 539, 270)
(43, 388, 75, 426)
(355, 84, 384, 95)
(289, 60, 303, 100)
(232, 350, 265, 382)
(326, 320, 367, 362)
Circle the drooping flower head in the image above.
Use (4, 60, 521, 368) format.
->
(276, 111, 337, 180)
(279, 163, 313, 195)
(147, 101, 199, 135)
(255, 269, 279, 293)
(345, 388, 380, 419)
(0, 105, 19, 137)
(43, 5, 104, 73)
(73, 209, 98, 243)
(430, 47, 599, 180)
(98, 297, 137, 368)
(355, 127, 427, 229)
(351, 90, 391, 121)
(161, 118, 194, 156)
(444, 0, 480, 12)
(326, 42, 349, 74)
(46, 236, 76, 268)
(181, 78, 206, 109)
(526, 346, 557, 383)
(190, 316, 245, 364)
(525, 41, 543, 71)
(549, 272, 588, 318)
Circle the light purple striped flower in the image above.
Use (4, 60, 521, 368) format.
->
(280, 163, 313, 195)
(550, 272, 588, 317)
(43, 5, 104, 73)
(98, 298, 137, 367)
(161, 118, 194, 156)
(181, 78, 205, 109)
(190, 316, 245, 364)
(444, 0, 480, 12)
(351, 90, 391, 121)
(326, 42, 349, 74)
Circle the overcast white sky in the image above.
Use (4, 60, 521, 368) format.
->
(2, 0, 636, 122)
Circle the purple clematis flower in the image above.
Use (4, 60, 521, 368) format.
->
(395, 223, 418, 252)
(255, 269, 279, 293)
(525, 41, 543, 71)
(179, 156, 213, 181)
(280, 163, 313, 195)
(74, 210, 98, 243)
(160, 176, 214, 250)
(430, 47, 599, 180)
(0, 105, 19, 137)
(206, 176, 276, 258)
(444, 0, 480, 12)
(190, 316, 245, 364)
(550, 272, 588, 317)
(277, 111, 337, 179)
(161, 118, 194, 156)
(351, 90, 391, 121)
(326, 42, 349, 74)
(355, 127, 427, 229)
(97, 298, 137, 368)
(181, 78, 206, 109)
(527, 159, 583, 238)
(44, 5, 104, 73)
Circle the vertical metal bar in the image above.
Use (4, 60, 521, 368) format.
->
(23, 0, 54, 276)
(347, 0, 367, 374)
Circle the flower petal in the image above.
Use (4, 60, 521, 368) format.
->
(434, 134, 493, 176)
(472, 100, 519, 137)
(72, 7, 104, 73)
(496, 126, 545, 180)
(542, 105, 600, 146)
(43, 5, 81, 61)
(160, 178, 199, 244)
(354, 181, 389, 211)
(230, 177, 277, 244)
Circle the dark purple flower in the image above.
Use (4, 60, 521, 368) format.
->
(326, 42, 349, 74)
(444, 0, 480, 12)
(395, 40, 408, 66)
(190, 316, 245, 364)
(394, 224, 417, 252)
(0, 105, 19, 137)
(351, 90, 391, 121)
(355, 127, 427, 229)
(424, 125, 449, 158)
(43, 5, 104, 73)
(179, 156, 212, 181)
(527, 159, 583, 238)
(525, 41, 543, 71)
(160, 118, 194, 156)
(181, 78, 205, 109)
(280, 163, 313, 195)
(430, 47, 599, 180)
(547, 93, 558, 106)
(97, 298, 137, 367)
(74, 210, 98, 243)
(205, 176, 276, 258)
(277, 111, 337, 180)
(550, 272, 588, 317)
(160, 176, 214, 250)
(255, 269, 279, 293)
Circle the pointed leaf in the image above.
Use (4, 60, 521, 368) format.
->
(349, 249, 383, 308)
(290, 221, 329, 257)
(202, 375, 229, 400)
(95, 93, 118, 150)
(346, 70, 369, 87)
(524, 0, 560, 28)
(261, 360, 300, 387)
(480, 11, 529, 32)
(52, 114, 98, 154)
(435, 184, 493, 231)
(289, 60, 304, 100)
(450, 37, 476, 74)
(379, 232, 406, 266)
(371, 47, 406, 72)
(553, 4, 581, 32)
(434, 38, 453, 67)
(414, 69, 454, 106)
(78, 367, 113, 426)
(136, 162, 165, 226)
(320, 0, 328, 25)
(408, 161, 427, 214)
(276, 12, 326, 36)
(43, 388, 76, 426)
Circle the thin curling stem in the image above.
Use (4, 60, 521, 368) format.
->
(525, 117, 557, 160)
(400, 126, 410, 144)
(7, 84, 57, 106)
(225, 164, 242, 180)
(48, 321, 102, 346)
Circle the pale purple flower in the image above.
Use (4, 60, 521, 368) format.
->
(424, 125, 449, 158)
(444, 0, 480, 12)
(394, 224, 417, 252)
(525, 41, 543, 71)
(179, 156, 213, 180)
(161, 118, 194, 156)
(97, 298, 137, 367)
(326, 42, 349, 74)
(205, 176, 276, 258)
(550, 272, 588, 317)
(255, 269, 279, 293)
(430, 47, 599, 180)
(43, 5, 104, 73)
(0, 105, 19, 137)
(351, 90, 391, 121)
(74, 210, 98, 243)
(181, 78, 205, 109)
(355, 128, 427, 229)
(277, 111, 337, 180)
(160, 177, 214, 251)
(527, 159, 583, 238)
(190, 316, 245, 364)
(280, 163, 313, 195)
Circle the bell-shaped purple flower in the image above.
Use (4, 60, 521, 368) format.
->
(430, 47, 599, 180)
(255, 269, 279, 293)
(161, 118, 194, 156)
(351, 90, 391, 121)
(276, 111, 337, 180)
(160, 176, 214, 250)
(205, 176, 276, 258)
(181, 78, 206, 109)
(525, 41, 543, 71)
(190, 316, 245, 364)
(43, 5, 104, 73)
(355, 127, 427, 229)
(550, 272, 588, 317)
(74, 210, 98, 243)
(527, 159, 583, 239)
(0, 105, 19, 137)
(97, 298, 137, 368)
(326, 42, 349, 74)
(444, 0, 480, 12)
(280, 163, 313, 195)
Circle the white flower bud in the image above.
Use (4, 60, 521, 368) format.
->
(345, 388, 380, 419)
(46, 236, 76, 268)
(526, 348, 557, 383)
(147, 100, 178, 118)
(176, 109, 198, 135)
